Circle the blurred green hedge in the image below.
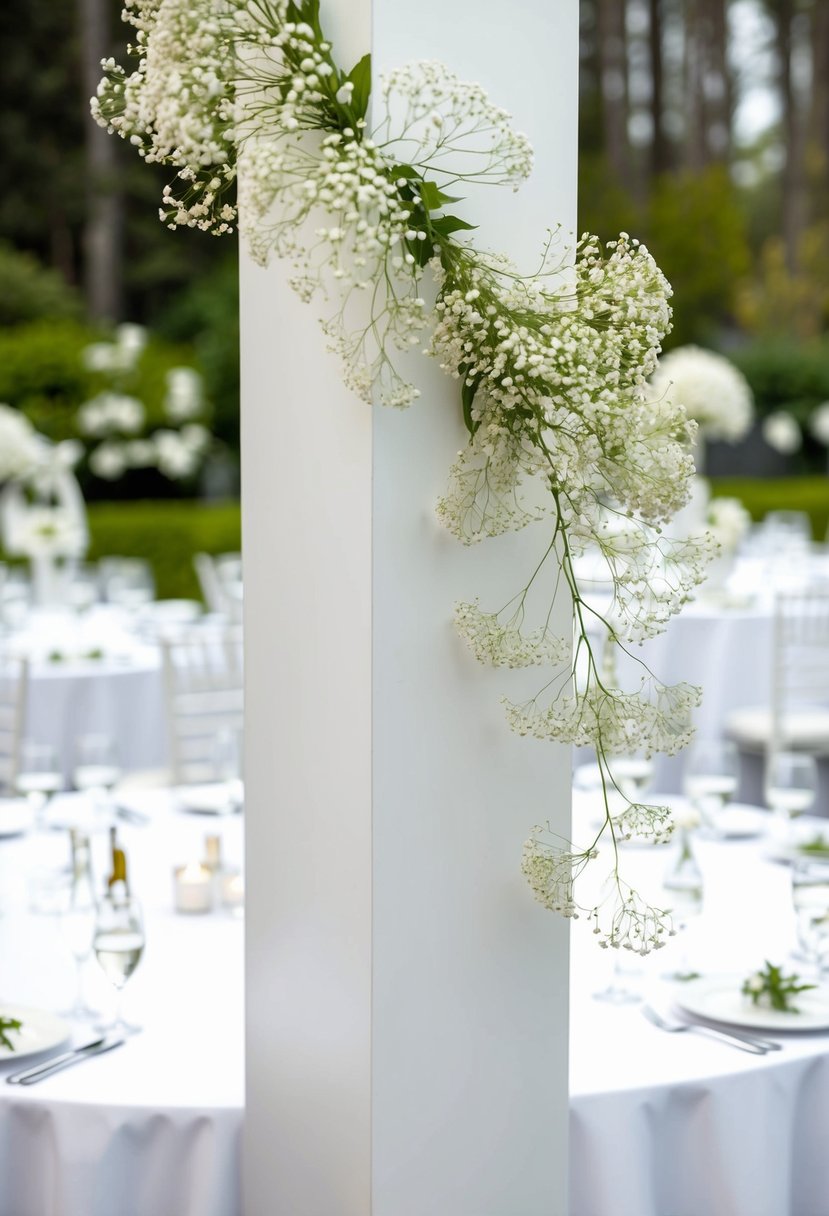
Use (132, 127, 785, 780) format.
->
(711, 476, 829, 541)
(86, 500, 241, 600)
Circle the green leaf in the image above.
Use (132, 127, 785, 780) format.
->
(389, 164, 422, 182)
(460, 364, 481, 436)
(431, 215, 477, 237)
(346, 53, 372, 123)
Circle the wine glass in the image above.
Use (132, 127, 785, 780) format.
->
(93, 892, 145, 1037)
(683, 739, 739, 835)
(662, 831, 704, 981)
(765, 751, 817, 844)
(73, 735, 121, 819)
(612, 751, 654, 803)
(16, 741, 63, 825)
(791, 859, 829, 976)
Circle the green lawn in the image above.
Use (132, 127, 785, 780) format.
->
(86, 500, 241, 600)
(710, 477, 829, 542)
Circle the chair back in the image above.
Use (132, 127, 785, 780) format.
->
(194, 552, 243, 622)
(0, 654, 28, 793)
(770, 589, 829, 758)
(161, 624, 243, 785)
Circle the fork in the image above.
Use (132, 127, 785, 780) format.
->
(642, 1005, 771, 1054)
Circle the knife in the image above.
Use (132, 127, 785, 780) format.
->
(6, 1037, 123, 1086)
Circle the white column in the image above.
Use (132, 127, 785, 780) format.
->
(242, 3, 578, 1213)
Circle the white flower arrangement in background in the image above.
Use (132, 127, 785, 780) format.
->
(0, 404, 40, 484)
(705, 497, 752, 554)
(6, 504, 87, 561)
(762, 410, 802, 455)
(93, 0, 718, 953)
(649, 345, 754, 443)
(77, 332, 212, 483)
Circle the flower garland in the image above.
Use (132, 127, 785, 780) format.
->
(94, 0, 715, 953)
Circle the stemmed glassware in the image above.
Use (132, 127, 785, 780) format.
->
(612, 751, 654, 803)
(683, 739, 739, 835)
(765, 751, 817, 844)
(73, 735, 122, 822)
(213, 726, 243, 814)
(791, 859, 829, 977)
(93, 891, 145, 1037)
(662, 822, 704, 981)
(60, 830, 99, 1020)
(16, 741, 63, 827)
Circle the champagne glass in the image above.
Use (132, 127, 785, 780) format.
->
(765, 751, 817, 844)
(683, 738, 739, 834)
(16, 741, 63, 825)
(791, 859, 829, 976)
(60, 830, 99, 1019)
(93, 892, 144, 1037)
(73, 735, 121, 821)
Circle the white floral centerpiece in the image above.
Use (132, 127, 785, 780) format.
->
(0, 407, 89, 606)
(91, 0, 719, 953)
(648, 346, 754, 446)
(77, 325, 212, 485)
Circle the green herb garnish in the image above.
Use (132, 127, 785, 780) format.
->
(0, 1017, 23, 1051)
(742, 961, 816, 1013)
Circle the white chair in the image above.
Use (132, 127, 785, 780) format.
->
(194, 552, 243, 622)
(161, 624, 243, 785)
(0, 654, 28, 794)
(726, 589, 829, 759)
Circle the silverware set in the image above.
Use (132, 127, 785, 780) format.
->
(5, 1037, 125, 1086)
(642, 1005, 782, 1054)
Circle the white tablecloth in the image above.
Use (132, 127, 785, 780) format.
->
(0, 790, 243, 1216)
(569, 793, 829, 1216)
(7, 608, 168, 779)
(2, 790, 829, 1215)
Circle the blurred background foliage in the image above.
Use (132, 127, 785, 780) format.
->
(0, 0, 828, 518)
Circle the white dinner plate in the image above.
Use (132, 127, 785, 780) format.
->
(0, 799, 34, 838)
(175, 782, 242, 815)
(0, 1005, 70, 1062)
(706, 804, 768, 840)
(675, 974, 829, 1032)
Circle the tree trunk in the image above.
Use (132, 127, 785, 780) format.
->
(597, 0, 631, 185)
(78, 0, 123, 321)
(808, 0, 829, 220)
(705, 0, 733, 163)
(649, 0, 669, 175)
(683, 0, 708, 169)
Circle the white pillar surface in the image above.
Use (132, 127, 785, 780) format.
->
(242, 3, 579, 1213)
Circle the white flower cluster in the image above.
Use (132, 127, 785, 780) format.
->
(522, 825, 674, 951)
(454, 600, 569, 668)
(237, 127, 427, 406)
(9, 505, 87, 560)
(705, 496, 751, 554)
(504, 677, 700, 755)
(649, 345, 754, 442)
(90, 424, 210, 482)
(762, 411, 802, 455)
(83, 324, 148, 375)
(77, 333, 211, 483)
(431, 235, 692, 544)
(92, 0, 239, 234)
(612, 799, 673, 843)
(165, 367, 204, 420)
(376, 61, 533, 190)
(0, 405, 39, 483)
(78, 393, 145, 437)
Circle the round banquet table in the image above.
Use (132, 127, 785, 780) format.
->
(0, 789, 243, 1216)
(569, 790, 829, 1216)
(6, 607, 169, 779)
(2, 789, 829, 1215)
